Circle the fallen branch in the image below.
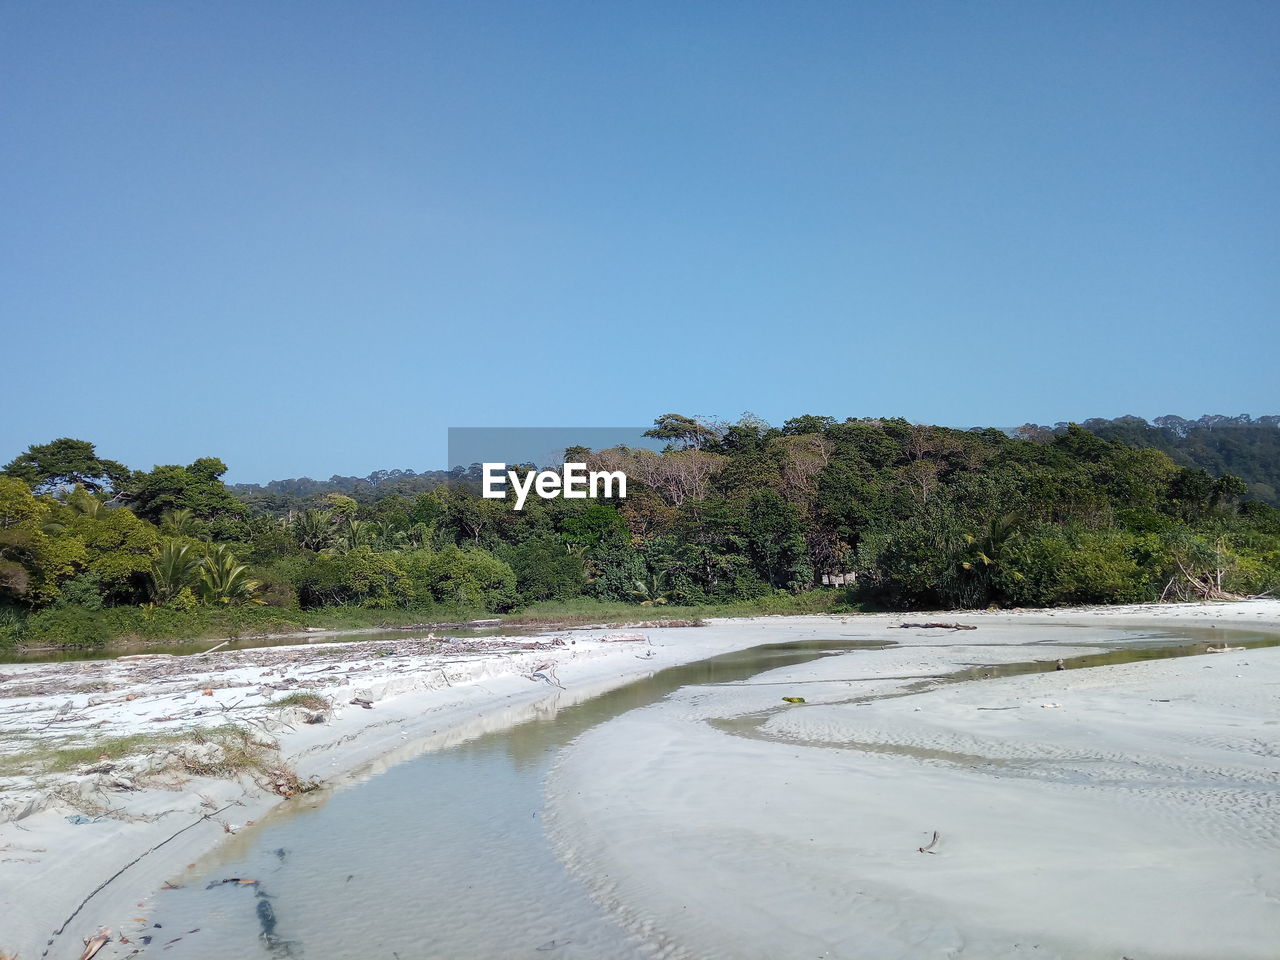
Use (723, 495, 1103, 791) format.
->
(527, 662, 564, 689)
(196, 639, 233, 657)
(899, 622, 976, 631)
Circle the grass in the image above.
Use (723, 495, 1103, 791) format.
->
(162, 725, 320, 796)
(1, 589, 860, 652)
(186, 727, 322, 798)
(0, 725, 319, 797)
(502, 591, 856, 627)
(179, 725, 274, 777)
(0, 732, 185, 777)
(270, 691, 331, 712)
(3, 604, 472, 651)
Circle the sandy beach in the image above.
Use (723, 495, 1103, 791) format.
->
(549, 602, 1280, 960)
(0, 623, 749, 959)
(2, 601, 1278, 959)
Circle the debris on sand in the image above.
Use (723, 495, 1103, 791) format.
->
(528, 662, 565, 689)
(78, 927, 111, 960)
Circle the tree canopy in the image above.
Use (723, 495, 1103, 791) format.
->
(3, 411, 1280, 649)
(3, 438, 130, 494)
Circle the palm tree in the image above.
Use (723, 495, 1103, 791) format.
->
(197, 544, 262, 605)
(368, 519, 411, 551)
(160, 508, 198, 538)
(629, 570, 669, 606)
(330, 517, 374, 554)
(291, 509, 334, 552)
(43, 484, 105, 534)
(948, 513, 1021, 608)
(151, 541, 200, 602)
(65, 484, 105, 518)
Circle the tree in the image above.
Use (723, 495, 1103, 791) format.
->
(123, 458, 246, 522)
(0, 476, 86, 605)
(741, 489, 812, 590)
(322, 493, 359, 518)
(291, 509, 334, 551)
(331, 517, 374, 553)
(3, 438, 130, 494)
(150, 541, 200, 603)
(644, 414, 720, 451)
(612, 448, 726, 506)
(781, 415, 836, 436)
(1053, 424, 1114, 463)
(629, 569, 668, 605)
(509, 538, 587, 603)
(416, 546, 516, 610)
(197, 544, 262, 605)
(65, 485, 107, 518)
(160, 508, 200, 538)
(293, 546, 409, 608)
(583, 540, 646, 601)
(60, 504, 161, 604)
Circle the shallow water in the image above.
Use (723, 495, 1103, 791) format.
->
(129, 627, 1275, 959)
(131, 638, 886, 959)
(711, 627, 1280, 759)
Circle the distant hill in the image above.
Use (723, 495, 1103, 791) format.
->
(1028, 415, 1280, 505)
(230, 468, 455, 511)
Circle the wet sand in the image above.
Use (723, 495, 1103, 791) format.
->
(548, 603, 1280, 960)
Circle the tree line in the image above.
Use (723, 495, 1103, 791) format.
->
(2, 415, 1278, 646)
(1024, 414, 1280, 506)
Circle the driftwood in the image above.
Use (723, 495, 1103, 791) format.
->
(79, 928, 111, 960)
(528, 662, 565, 688)
(387, 617, 501, 631)
(1159, 546, 1243, 603)
(898, 622, 977, 631)
(196, 639, 232, 656)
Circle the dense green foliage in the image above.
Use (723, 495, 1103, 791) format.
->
(1023, 414, 1280, 506)
(3, 413, 1280, 647)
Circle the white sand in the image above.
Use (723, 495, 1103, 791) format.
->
(0, 624, 758, 959)
(3, 602, 1277, 959)
(547, 602, 1280, 960)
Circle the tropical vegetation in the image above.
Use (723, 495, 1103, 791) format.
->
(3, 413, 1279, 648)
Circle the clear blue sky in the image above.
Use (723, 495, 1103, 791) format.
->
(3, 1, 1276, 483)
